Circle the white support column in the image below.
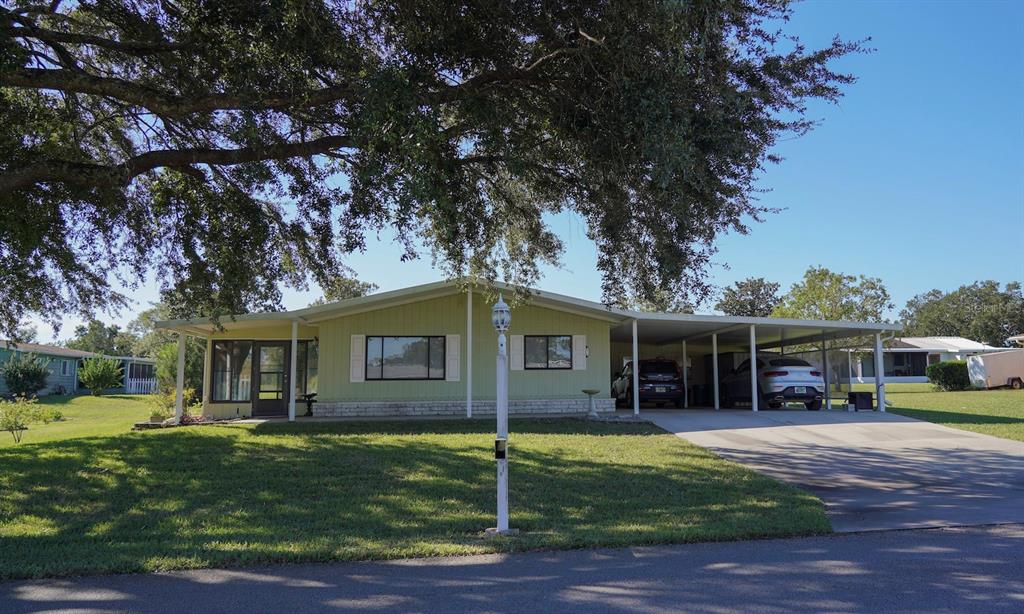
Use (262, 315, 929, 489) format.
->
(821, 335, 831, 410)
(174, 333, 186, 421)
(631, 319, 640, 415)
(288, 320, 298, 422)
(123, 359, 130, 391)
(712, 333, 720, 410)
(682, 340, 688, 409)
(466, 290, 473, 418)
(749, 325, 758, 412)
(874, 333, 886, 412)
(202, 337, 212, 410)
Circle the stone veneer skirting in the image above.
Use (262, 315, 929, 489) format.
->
(314, 397, 616, 418)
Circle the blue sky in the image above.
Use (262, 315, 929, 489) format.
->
(30, 0, 1024, 342)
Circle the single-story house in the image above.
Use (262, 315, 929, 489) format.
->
(838, 336, 1007, 384)
(0, 341, 157, 395)
(156, 280, 899, 420)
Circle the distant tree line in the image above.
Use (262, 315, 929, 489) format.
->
(713, 269, 1022, 347)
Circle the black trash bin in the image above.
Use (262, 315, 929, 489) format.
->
(847, 391, 873, 410)
(690, 384, 707, 407)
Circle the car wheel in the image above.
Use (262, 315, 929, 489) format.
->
(1011, 378, 1023, 390)
(768, 402, 782, 409)
(805, 400, 822, 411)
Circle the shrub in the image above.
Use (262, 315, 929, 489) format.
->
(0, 353, 51, 397)
(926, 360, 971, 391)
(149, 387, 200, 422)
(78, 357, 123, 395)
(0, 396, 61, 443)
(155, 341, 205, 396)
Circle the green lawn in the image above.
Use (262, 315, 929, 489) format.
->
(0, 418, 829, 580)
(0, 394, 154, 448)
(887, 388, 1024, 442)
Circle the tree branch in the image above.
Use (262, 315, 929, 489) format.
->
(4, 16, 190, 55)
(1, 68, 354, 118)
(0, 134, 354, 192)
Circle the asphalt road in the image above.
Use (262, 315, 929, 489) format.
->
(2, 524, 1023, 613)
(647, 410, 1024, 532)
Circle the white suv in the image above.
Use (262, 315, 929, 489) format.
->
(721, 355, 825, 410)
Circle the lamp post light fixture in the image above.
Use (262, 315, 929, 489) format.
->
(486, 294, 518, 536)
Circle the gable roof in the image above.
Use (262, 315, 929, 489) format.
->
(0, 340, 156, 362)
(156, 278, 899, 348)
(1, 340, 97, 359)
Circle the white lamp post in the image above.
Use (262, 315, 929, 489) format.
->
(486, 294, 517, 536)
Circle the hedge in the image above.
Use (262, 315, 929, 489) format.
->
(926, 360, 971, 391)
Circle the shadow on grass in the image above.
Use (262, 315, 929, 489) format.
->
(0, 420, 825, 580)
(247, 417, 662, 437)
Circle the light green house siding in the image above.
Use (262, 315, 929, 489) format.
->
(0, 348, 78, 396)
(316, 292, 613, 403)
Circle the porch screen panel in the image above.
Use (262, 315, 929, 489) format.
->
(211, 341, 253, 401)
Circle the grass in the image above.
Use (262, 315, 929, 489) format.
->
(0, 394, 154, 448)
(886, 388, 1024, 442)
(0, 418, 830, 580)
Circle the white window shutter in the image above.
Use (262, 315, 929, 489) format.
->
(572, 335, 587, 370)
(350, 334, 365, 382)
(446, 334, 460, 381)
(510, 335, 524, 370)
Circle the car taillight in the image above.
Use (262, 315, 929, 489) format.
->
(762, 370, 788, 377)
(810, 371, 821, 377)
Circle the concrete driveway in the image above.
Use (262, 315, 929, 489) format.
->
(646, 410, 1024, 532)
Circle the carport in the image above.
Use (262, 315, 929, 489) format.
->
(609, 314, 897, 414)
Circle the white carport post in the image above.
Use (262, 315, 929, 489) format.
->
(749, 325, 758, 412)
(631, 319, 640, 415)
(288, 320, 298, 422)
(712, 333, 720, 410)
(682, 340, 688, 408)
(174, 332, 186, 422)
(874, 333, 886, 412)
(821, 334, 831, 410)
(466, 290, 473, 418)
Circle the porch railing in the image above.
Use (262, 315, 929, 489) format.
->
(126, 378, 158, 394)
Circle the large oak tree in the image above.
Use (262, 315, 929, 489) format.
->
(0, 0, 863, 337)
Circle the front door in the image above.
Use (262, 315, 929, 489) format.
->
(253, 342, 289, 417)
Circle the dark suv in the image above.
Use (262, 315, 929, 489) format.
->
(612, 359, 685, 408)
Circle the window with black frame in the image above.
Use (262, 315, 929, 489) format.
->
(365, 336, 445, 380)
(524, 335, 572, 370)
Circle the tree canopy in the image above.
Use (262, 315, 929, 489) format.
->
(900, 281, 1023, 347)
(0, 0, 864, 337)
(715, 277, 780, 317)
(64, 319, 137, 356)
(773, 266, 892, 323)
(309, 276, 378, 307)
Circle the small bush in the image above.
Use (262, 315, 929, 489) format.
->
(0, 396, 61, 443)
(926, 360, 971, 391)
(149, 387, 199, 422)
(0, 353, 51, 397)
(78, 357, 123, 395)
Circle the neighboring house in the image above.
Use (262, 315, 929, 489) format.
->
(838, 336, 1007, 384)
(157, 280, 897, 420)
(0, 340, 157, 395)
